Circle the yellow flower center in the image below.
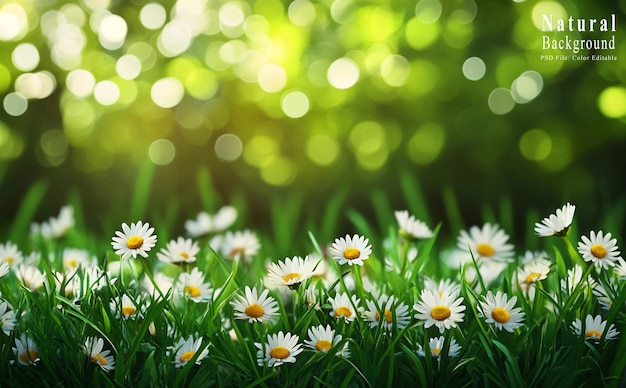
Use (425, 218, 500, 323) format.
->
(334, 306, 352, 318)
(430, 305, 451, 321)
(122, 305, 136, 317)
(66, 258, 79, 268)
(91, 353, 108, 366)
(180, 252, 189, 259)
(270, 346, 290, 359)
(525, 272, 542, 284)
(431, 347, 441, 356)
(585, 330, 602, 339)
(282, 273, 301, 283)
(476, 243, 495, 257)
(126, 235, 144, 250)
(245, 303, 265, 318)
(343, 248, 360, 260)
(230, 247, 245, 258)
(5, 257, 14, 264)
(375, 309, 393, 324)
(316, 339, 332, 352)
(184, 285, 201, 298)
(180, 351, 196, 364)
(590, 244, 607, 259)
(491, 307, 510, 323)
(19, 350, 38, 364)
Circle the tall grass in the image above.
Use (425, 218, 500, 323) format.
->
(0, 169, 624, 387)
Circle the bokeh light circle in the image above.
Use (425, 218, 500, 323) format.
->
(281, 91, 310, 118)
(151, 77, 185, 108)
(12, 43, 40, 71)
(215, 133, 243, 162)
(149, 139, 176, 165)
(93, 80, 120, 106)
(598, 87, 626, 119)
(488, 88, 515, 115)
(462, 57, 486, 81)
(327, 58, 360, 89)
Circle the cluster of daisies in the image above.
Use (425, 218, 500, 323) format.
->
(0, 202, 623, 376)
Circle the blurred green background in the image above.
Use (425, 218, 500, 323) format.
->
(1, 0, 625, 239)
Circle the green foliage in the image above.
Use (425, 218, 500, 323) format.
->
(1, 176, 625, 387)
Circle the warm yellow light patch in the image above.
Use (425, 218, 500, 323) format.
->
(92, 353, 108, 365)
(430, 347, 441, 356)
(180, 252, 189, 259)
(334, 306, 352, 318)
(6, 257, 14, 264)
(245, 303, 265, 318)
(66, 258, 79, 268)
(180, 351, 196, 364)
(126, 235, 144, 250)
(282, 273, 301, 283)
(343, 248, 360, 260)
(184, 285, 201, 298)
(270, 346, 290, 359)
(316, 339, 332, 352)
(491, 307, 510, 323)
(430, 305, 451, 321)
(591, 244, 607, 259)
(476, 243, 495, 257)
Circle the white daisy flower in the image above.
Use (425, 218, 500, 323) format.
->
(0, 299, 17, 335)
(304, 324, 350, 358)
(417, 336, 462, 358)
(185, 206, 237, 237)
(423, 277, 461, 298)
(82, 267, 115, 293)
(614, 257, 626, 277)
(560, 264, 597, 295)
(0, 241, 23, 267)
(394, 210, 433, 239)
(577, 230, 621, 270)
(534, 202, 575, 237)
(219, 230, 261, 262)
(517, 259, 551, 292)
(592, 282, 621, 311)
(231, 286, 279, 323)
(157, 237, 200, 265)
(84, 337, 115, 372)
(0, 262, 9, 278)
(266, 256, 315, 289)
(479, 291, 525, 333)
(175, 268, 213, 303)
(12, 334, 39, 365)
(572, 314, 619, 342)
(328, 292, 361, 323)
(457, 223, 514, 262)
(329, 234, 372, 266)
(15, 264, 45, 292)
(255, 331, 303, 367)
(170, 335, 209, 368)
(362, 294, 410, 331)
(142, 272, 174, 298)
(414, 290, 466, 333)
(518, 250, 549, 265)
(42, 205, 75, 239)
(110, 294, 144, 320)
(62, 248, 96, 272)
(111, 221, 157, 260)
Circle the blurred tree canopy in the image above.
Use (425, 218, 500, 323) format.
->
(1, 0, 625, 237)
